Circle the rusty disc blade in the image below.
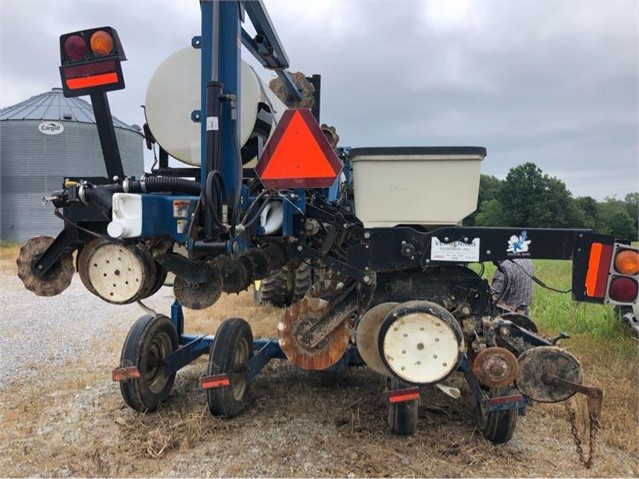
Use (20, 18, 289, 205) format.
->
(278, 297, 349, 370)
(472, 347, 520, 388)
(210, 255, 248, 294)
(17, 236, 74, 297)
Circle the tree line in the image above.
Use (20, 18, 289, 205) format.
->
(464, 162, 638, 241)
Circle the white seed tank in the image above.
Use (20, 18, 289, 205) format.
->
(145, 47, 287, 166)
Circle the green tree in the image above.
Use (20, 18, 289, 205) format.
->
(596, 197, 638, 240)
(574, 196, 598, 229)
(464, 175, 503, 226)
(474, 199, 504, 226)
(498, 162, 579, 228)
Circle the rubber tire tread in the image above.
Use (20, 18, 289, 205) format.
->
(387, 377, 419, 435)
(292, 262, 312, 302)
(207, 318, 254, 418)
(119, 314, 178, 412)
(254, 267, 290, 307)
(477, 388, 519, 444)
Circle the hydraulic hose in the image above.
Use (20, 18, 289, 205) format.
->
(124, 176, 201, 196)
(81, 176, 201, 213)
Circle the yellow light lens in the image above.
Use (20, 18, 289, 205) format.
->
(90, 31, 114, 56)
(615, 249, 639, 275)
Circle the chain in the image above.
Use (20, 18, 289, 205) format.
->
(564, 397, 600, 469)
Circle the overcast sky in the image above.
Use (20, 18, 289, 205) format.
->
(1, 0, 637, 200)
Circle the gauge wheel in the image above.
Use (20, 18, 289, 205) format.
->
(119, 314, 179, 412)
(387, 376, 419, 435)
(476, 387, 519, 444)
(207, 318, 254, 418)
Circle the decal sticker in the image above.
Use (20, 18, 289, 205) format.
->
(507, 231, 531, 254)
(177, 219, 188, 234)
(173, 200, 190, 218)
(431, 237, 480, 262)
(38, 121, 64, 135)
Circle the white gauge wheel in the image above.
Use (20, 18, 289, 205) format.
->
(381, 310, 461, 384)
(87, 243, 147, 304)
(356, 302, 398, 376)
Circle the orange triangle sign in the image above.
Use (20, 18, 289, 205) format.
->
(256, 109, 343, 188)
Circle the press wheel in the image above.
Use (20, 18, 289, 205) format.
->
(387, 377, 419, 435)
(207, 318, 254, 418)
(119, 314, 179, 412)
(475, 387, 519, 444)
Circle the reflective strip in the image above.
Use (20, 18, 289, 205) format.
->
(388, 388, 420, 403)
(111, 366, 141, 382)
(585, 242, 613, 298)
(66, 72, 119, 89)
(200, 374, 230, 389)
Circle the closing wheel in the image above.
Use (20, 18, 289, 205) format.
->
(17, 236, 74, 297)
(387, 377, 419, 435)
(475, 388, 519, 444)
(207, 318, 254, 418)
(119, 314, 179, 412)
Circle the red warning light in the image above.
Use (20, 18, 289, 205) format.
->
(255, 109, 342, 189)
(64, 35, 88, 61)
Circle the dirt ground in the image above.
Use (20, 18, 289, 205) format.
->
(1, 255, 638, 478)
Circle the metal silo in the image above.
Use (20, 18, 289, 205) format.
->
(0, 88, 144, 242)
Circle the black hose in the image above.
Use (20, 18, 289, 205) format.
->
(126, 177, 201, 196)
(205, 170, 224, 229)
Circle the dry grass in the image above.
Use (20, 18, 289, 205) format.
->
(183, 289, 284, 338)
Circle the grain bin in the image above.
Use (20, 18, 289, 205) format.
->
(0, 88, 143, 241)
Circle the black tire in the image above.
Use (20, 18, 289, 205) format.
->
(476, 388, 518, 444)
(119, 314, 179, 412)
(207, 318, 254, 418)
(387, 377, 419, 435)
(254, 263, 313, 307)
(292, 262, 312, 302)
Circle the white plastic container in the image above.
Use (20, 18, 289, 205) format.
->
(350, 147, 486, 228)
(144, 47, 287, 166)
(108, 193, 143, 239)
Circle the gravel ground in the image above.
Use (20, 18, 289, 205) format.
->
(1, 262, 637, 477)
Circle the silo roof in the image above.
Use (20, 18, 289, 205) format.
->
(0, 88, 141, 132)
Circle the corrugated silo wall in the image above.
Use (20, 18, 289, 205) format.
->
(0, 119, 143, 242)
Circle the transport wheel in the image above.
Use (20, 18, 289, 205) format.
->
(387, 377, 419, 435)
(207, 318, 254, 418)
(119, 314, 179, 412)
(475, 388, 518, 444)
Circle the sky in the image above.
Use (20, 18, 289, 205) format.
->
(1, 0, 637, 201)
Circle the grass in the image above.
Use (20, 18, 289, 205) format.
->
(473, 260, 631, 338)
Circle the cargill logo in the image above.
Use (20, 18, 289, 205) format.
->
(38, 121, 65, 135)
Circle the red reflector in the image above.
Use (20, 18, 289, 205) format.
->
(487, 394, 523, 406)
(112, 366, 140, 382)
(66, 72, 119, 90)
(388, 387, 420, 403)
(255, 109, 342, 188)
(64, 35, 88, 61)
(200, 374, 230, 389)
(585, 242, 613, 298)
(609, 276, 638, 303)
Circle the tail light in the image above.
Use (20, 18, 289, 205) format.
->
(606, 246, 639, 304)
(59, 27, 126, 97)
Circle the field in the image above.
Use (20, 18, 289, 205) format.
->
(0, 243, 637, 477)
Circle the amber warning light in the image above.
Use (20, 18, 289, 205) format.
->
(59, 27, 126, 98)
(255, 109, 343, 189)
